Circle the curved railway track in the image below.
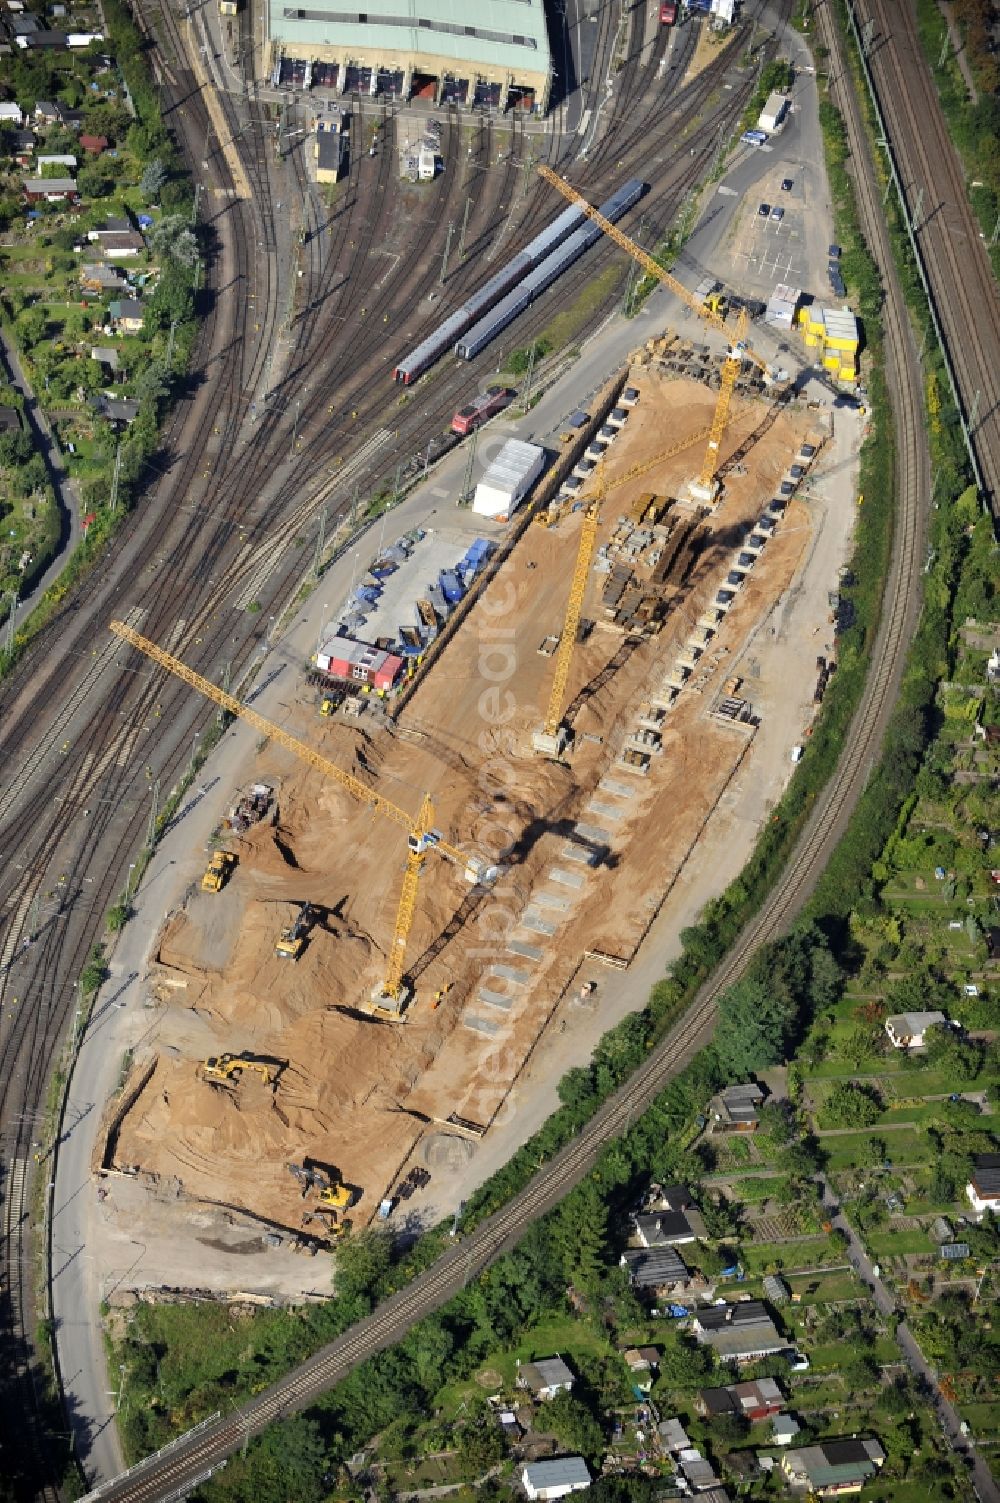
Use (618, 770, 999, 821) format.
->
(856, 0, 999, 517)
(70, 4, 933, 1500)
(0, 4, 795, 1495)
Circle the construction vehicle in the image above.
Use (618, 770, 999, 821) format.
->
(275, 901, 317, 960)
(110, 622, 499, 1017)
(287, 1159, 355, 1212)
(201, 850, 236, 892)
(319, 697, 335, 716)
(537, 164, 775, 502)
(203, 1052, 276, 1085)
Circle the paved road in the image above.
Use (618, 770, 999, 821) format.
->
(0, 328, 81, 630)
(817, 1176, 999, 1502)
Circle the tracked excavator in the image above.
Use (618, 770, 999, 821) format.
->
(275, 901, 318, 960)
(202, 1052, 277, 1085)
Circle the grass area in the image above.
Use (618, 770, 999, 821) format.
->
(435, 1315, 616, 1418)
(865, 1227, 935, 1259)
(533, 261, 623, 360)
(739, 1237, 839, 1275)
(822, 1130, 935, 1171)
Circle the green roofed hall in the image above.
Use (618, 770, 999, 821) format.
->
(266, 0, 552, 112)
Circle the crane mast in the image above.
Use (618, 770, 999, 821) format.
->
(110, 621, 492, 1010)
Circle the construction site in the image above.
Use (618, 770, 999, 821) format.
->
(92, 182, 861, 1272)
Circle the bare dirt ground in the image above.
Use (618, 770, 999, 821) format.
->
(108, 370, 816, 1243)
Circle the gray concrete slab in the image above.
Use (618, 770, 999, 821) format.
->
(598, 778, 636, 798)
(548, 867, 585, 889)
(506, 940, 543, 960)
(490, 965, 531, 985)
(574, 822, 613, 844)
(478, 988, 514, 1011)
(561, 843, 596, 864)
(463, 1015, 500, 1036)
(586, 800, 626, 820)
(520, 913, 557, 936)
(533, 890, 571, 911)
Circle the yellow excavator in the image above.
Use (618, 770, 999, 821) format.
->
(275, 902, 318, 960)
(201, 850, 236, 892)
(202, 1052, 276, 1085)
(287, 1159, 356, 1213)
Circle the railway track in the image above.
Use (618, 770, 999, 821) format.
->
(0, 4, 795, 1495)
(854, 0, 999, 518)
(71, 5, 935, 1501)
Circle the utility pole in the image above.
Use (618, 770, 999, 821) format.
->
(290, 398, 302, 456)
(214, 662, 232, 731)
(5, 592, 17, 655)
(461, 428, 478, 503)
(312, 504, 327, 576)
(146, 779, 160, 849)
(350, 482, 360, 529)
(439, 219, 455, 284)
(166, 318, 177, 367)
(109, 442, 122, 514)
(937, 29, 949, 69)
(912, 184, 925, 232)
(520, 342, 537, 411)
(191, 181, 202, 226)
(968, 389, 981, 430)
(392, 461, 403, 506)
(458, 195, 473, 258)
(990, 211, 1000, 247)
(861, 16, 875, 54)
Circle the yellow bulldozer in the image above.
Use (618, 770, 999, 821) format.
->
(201, 850, 236, 892)
(202, 1052, 276, 1085)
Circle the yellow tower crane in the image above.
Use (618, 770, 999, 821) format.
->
(532, 422, 719, 757)
(110, 621, 497, 1014)
(537, 165, 774, 501)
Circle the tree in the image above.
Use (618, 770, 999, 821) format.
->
(540, 1391, 604, 1462)
(924, 1024, 983, 1081)
(148, 213, 199, 268)
(455, 1408, 505, 1474)
(823, 1081, 882, 1127)
(77, 157, 118, 199)
(16, 308, 47, 348)
(140, 158, 168, 199)
(548, 1178, 608, 1291)
(653, 1333, 715, 1390)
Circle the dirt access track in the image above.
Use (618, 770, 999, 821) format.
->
(108, 370, 818, 1245)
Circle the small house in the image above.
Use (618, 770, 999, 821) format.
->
(36, 153, 77, 169)
(516, 1356, 575, 1401)
(619, 1244, 690, 1294)
(772, 1413, 800, 1447)
(316, 636, 403, 693)
(0, 405, 23, 434)
(657, 1416, 690, 1453)
(10, 129, 36, 166)
(691, 1302, 785, 1364)
(109, 298, 145, 333)
(521, 1457, 591, 1500)
(679, 1450, 720, 1491)
(80, 263, 125, 291)
(34, 100, 60, 123)
(763, 1273, 791, 1305)
(709, 1082, 765, 1132)
(98, 230, 145, 258)
(95, 395, 139, 424)
(23, 175, 77, 202)
(780, 1438, 885, 1495)
(79, 133, 108, 154)
(697, 1377, 784, 1422)
(0, 101, 23, 124)
(631, 1206, 705, 1247)
(884, 1011, 946, 1049)
(315, 128, 346, 183)
(967, 1154, 1000, 1215)
(91, 346, 120, 374)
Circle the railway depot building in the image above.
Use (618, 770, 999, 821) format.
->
(266, 0, 552, 112)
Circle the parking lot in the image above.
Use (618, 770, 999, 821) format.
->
(728, 158, 809, 294)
